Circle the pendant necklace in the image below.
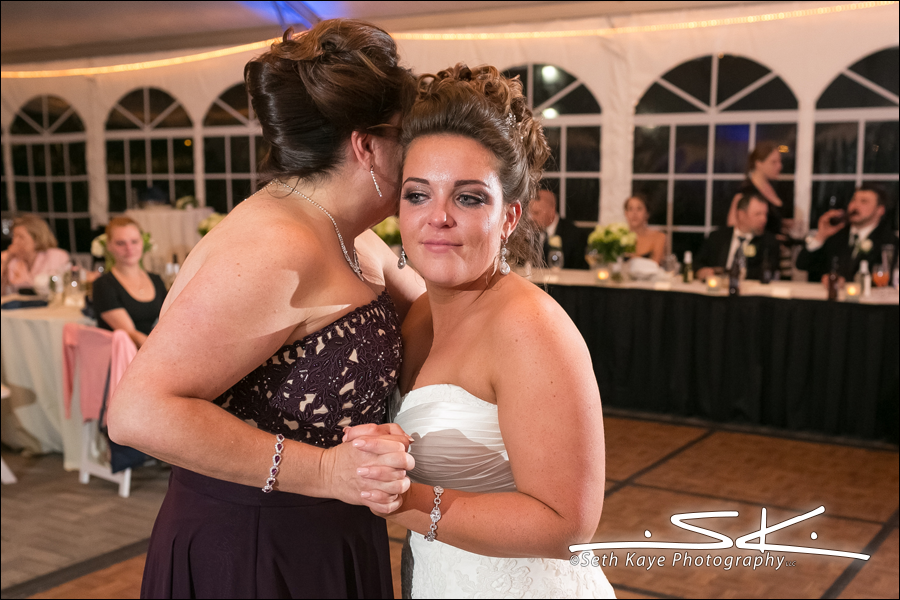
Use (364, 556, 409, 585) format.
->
(271, 180, 364, 281)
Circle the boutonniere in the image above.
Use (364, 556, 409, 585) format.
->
(857, 238, 873, 254)
(743, 243, 757, 258)
(549, 235, 563, 249)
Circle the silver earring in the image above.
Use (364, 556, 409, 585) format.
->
(370, 166, 382, 198)
(499, 238, 510, 275)
(398, 246, 407, 269)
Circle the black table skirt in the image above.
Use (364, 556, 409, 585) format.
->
(548, 286, 899, 442)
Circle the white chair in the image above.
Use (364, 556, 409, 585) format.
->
(79, 420, 131, 498)
(1, 384, 17, 484)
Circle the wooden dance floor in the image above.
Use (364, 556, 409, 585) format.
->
(1, 413, 897, 599)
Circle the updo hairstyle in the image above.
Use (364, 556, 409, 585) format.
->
(245, 19, 414, 182)
(401, 64, 551, 266)
(746, 141, 779, 175)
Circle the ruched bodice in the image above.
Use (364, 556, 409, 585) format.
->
(392, 384, 516, 493)
(391, 384, 615, 599)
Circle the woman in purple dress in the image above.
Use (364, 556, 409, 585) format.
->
(109, 20, 423, 598)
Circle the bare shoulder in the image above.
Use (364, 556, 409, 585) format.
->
(491, 276, 579, 341)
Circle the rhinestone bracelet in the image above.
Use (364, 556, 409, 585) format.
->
(424, 485, 444, 542)
(262, 434, 285, 493)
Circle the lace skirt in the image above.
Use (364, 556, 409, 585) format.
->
(141, 467, 393, 599)
(402, 531, 615, 599)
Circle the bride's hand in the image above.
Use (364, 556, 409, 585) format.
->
(321, 432, 414, 513)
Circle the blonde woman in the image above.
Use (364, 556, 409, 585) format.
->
(1, 214, 70, 295)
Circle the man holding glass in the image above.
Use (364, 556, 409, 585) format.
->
(797, 185, 898, 284)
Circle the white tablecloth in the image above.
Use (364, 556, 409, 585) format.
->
(0, 304, 93, 470)
(125, 206, 213, 271)
(528, 269, 900, 304)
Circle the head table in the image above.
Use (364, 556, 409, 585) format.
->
(1, 303, 93, 470)
(532, 270, 898, 443)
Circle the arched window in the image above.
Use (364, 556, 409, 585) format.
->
(203, 83, 268, 213)
(633, 55, 798, 260)
(503, 64, 602, 223)
(105, 88, 194, 212)
(6, 96, 91, 253)
(813, 47, 899, 231)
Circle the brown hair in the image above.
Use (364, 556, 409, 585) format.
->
(245, 19, 414, 182)
(746, 142, 780, 175)
(12, 214, 57, 252)
(624, 194, 649, 212)
(400, 64, 551, 266)
(105, 216, 142, 240)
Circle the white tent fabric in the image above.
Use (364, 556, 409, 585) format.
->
(2, 0, 898, 227)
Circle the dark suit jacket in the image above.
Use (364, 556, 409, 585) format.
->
(695, 227, 781, 280)
(796, 219, 899, 281)
(543, 217, 590, 270)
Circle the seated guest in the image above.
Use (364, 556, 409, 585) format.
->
(797, 185, 898, 283)
(624, 194, 666, 264)
(92, 218, 166, 348)
(0, 214, 70, 295)
(530, 188, 589, 269)
(695, 193, 780, 281)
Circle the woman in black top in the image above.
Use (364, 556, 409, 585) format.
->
(92, 217, 166, 348)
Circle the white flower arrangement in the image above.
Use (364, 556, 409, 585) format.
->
(372, 216, 402, 247)
(175, 195, 198, 210)
(198, 213, 226, 237)
(587, 222, 637, 263)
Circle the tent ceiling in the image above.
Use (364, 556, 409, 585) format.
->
(1, 0, 755, 65)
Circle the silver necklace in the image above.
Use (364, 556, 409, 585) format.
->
(272, 180, 364, 281)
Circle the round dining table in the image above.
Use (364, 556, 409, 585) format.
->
(1, 302, 93, 470)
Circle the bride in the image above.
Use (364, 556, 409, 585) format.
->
(350, 64, 615, 598)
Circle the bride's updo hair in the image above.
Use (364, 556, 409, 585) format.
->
(401, 64, 551, 266)
(245, 20, 414, 182)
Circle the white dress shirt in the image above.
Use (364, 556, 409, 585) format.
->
(725, 227, 754, 269)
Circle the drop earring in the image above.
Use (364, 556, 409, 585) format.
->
(499, 238, 510, 275)
(370, 166, 382, 198)
(397, 246, 407, 269)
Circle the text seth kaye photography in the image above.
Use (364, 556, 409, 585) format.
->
(569, 506, 870, 571)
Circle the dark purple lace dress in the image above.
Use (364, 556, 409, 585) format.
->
(141, 291, 401, 599)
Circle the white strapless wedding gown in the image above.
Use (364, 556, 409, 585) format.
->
(392, 384, 615, 599)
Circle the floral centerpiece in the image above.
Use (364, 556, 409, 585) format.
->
(198, 213, 226, 237)
(587, 223, 636, 264)
(91, 231, 155, 272)
(175, 195, 198, 209)
(372, 216, 402, 247)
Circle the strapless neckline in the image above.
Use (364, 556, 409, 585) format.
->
(401, 383, 496, 407)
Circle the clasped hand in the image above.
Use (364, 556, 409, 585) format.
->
(323, 422, 414, 514)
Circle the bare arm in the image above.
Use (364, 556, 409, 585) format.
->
(99, 308, 148, 348)
(651, 231, 666, 264)
(377, 289, 605, 558)
(109, 216, 412, 511)
(356, 229, 425, 321)
(726, 193, 740, 227)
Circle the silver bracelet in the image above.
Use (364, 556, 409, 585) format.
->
(424, 485, 444, 542)
(262, 434, 285, 493)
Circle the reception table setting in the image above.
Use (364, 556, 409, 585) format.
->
(530, 266, 899, 443)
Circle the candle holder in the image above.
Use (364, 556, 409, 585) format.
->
(844, 282, 861, 302)
(706, 275, 724, 294)
(596, 267, 611, 285)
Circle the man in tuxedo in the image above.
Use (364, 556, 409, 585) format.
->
(797, 185, 898, 282)
(695, 193, 780, 280)
(530, 190, 589, 269)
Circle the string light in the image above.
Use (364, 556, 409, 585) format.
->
(1, 1, 896, 79)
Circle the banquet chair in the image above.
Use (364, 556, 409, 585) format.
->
(62, 323, 138, 498)
(1, 384, 16, 484)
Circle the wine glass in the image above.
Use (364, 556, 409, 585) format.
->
(874, 244, 895, 287)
